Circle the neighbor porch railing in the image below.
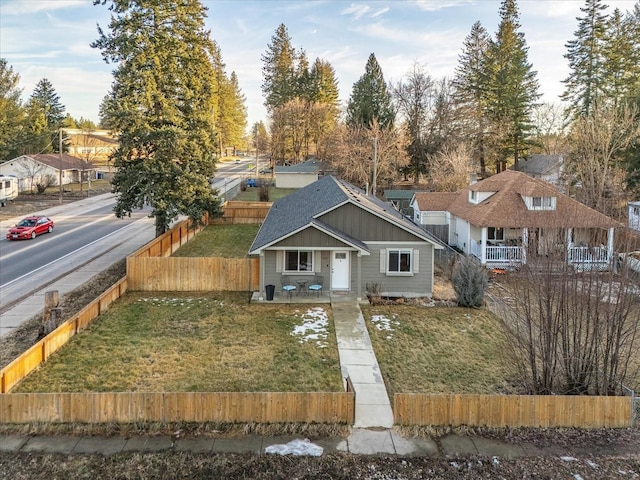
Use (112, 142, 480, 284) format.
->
(471, 242, 523, 266)
(567, 246, 611, 271)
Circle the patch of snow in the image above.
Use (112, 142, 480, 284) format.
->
(370, 314, 400, 339)
(291, 307, 329, 348)
(492, 456, 499, 466)
(573, 475, 584, 480)
(586, 460, 599, 469)
(561, 456, 578, 462)
(138, 297, 210, 308)
(265, 438, 323, 456)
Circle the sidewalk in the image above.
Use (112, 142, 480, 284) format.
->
(0, 430, 571, 457)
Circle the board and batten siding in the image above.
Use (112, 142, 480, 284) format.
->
(319, 203, 417, 242)
(362, 243, 434, 297)
(275, 226, 347, 248)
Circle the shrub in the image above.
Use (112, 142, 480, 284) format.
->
(452, 255, 488, 307)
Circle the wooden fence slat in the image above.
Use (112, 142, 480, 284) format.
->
(393, 394, 632, 428)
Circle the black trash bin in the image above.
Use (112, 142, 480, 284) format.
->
(265, 284, 275, 301)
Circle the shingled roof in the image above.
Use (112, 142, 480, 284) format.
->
(19, 154, 96, 170)
(249, 175, 441, 254)
(417, 170, 620, 230)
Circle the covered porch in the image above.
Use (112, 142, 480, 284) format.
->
(470, 226, 615, 271)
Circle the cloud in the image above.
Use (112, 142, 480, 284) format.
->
(341, 3, 371, 20)
(371, 6, 389, 18)
(1, 0, 86, 16)
(413, 0, 474, 12)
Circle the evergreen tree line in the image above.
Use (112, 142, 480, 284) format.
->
(261, 0, 640, 219)
(0, 67, 93, 161)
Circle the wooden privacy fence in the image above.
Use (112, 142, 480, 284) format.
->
(127, 257, 260, 291)
(133, 217, 206, 259)
(0, 392, 354, 424)
(210, 201, 270, 225)
(0, 278, 128, 394)
(394, 394, 633, 428)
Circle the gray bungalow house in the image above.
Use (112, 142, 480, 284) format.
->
(249, 175, 443, 301)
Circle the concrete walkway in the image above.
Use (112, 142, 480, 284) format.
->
(331, 298, 394, 429)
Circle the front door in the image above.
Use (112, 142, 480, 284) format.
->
(331, 251, 350, 290)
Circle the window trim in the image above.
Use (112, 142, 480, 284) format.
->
(283, 249, 314, 273)
(386, 248, 413, 276)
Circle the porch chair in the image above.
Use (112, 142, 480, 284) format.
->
(307, 275, 324, 297)
(280, 276, 296, 300)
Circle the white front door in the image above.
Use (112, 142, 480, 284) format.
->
(331, 251, 350, 290)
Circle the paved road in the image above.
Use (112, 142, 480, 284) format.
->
(0, 194, 156, 337)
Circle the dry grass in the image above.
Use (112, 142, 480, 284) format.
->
(361, 305, 517, 398)
(14, 292, 343, 393)
(232, 187, 297, 202)
(172, 224, 260, 258)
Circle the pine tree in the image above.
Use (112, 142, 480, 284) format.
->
(346, 53, 395, 129)
(24, 78, 66, 154)
(483, 0, 540, 170)
(261, 23, 297, 112)
(562, 0, 609, 118)
(0, 59, 25, 161)
(92, 0, 221, 236)
(452, 21, 491, 176)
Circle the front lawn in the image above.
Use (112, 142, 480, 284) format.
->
(361, 305, 516, 398)
(14, 292, 343, 393)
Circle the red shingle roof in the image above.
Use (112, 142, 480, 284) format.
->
(419, 170, 620, 229)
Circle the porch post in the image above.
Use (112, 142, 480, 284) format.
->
(607, 227, 614, 261)
(566, 228, 573, 265)
(481, 227, 487, 264)
(522, 228, 528, 265)
(357, 252, 362, 302)
(259, 251, 265, 300)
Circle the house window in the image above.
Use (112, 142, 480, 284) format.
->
(387, 249, 412, 274)
(470, 191, 477, 202)
(532, 196, 553, 209)
(284, 250, 313, 272)
(488, 227, 504, 241)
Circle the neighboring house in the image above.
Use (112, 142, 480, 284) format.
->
(64, 128, 118, 166)
(274, 158, 321, 189)
(628, 201, 640, 232)
(383, 189, 420, 217)
(0, 154, 97, 192)
(511, 154, 564, 188)
(411, 170, 621, 271)
(249, 175, 444, 300)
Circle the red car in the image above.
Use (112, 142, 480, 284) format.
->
(6, 215, 54, 240)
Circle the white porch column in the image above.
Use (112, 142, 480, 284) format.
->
(357, 252, 362, 301)
(566, 228, 573, 249)
(259, 251, 265, 300)
(522, 228, 528, 265)
(481, 227, 487, 264)
(607, 227, 614, 260)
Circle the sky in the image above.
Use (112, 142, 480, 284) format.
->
(1, 0, 638, 130)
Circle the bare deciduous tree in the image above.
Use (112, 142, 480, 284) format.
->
(16, 156, 47, 193)
(567, 102, 640, 217)
(428, 143, 476, 192)
(325, 119, 409, 193)
(499, 219, 640, 396)
(530, 102, 569, 155)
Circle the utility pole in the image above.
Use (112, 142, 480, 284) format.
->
(59, 128, 63, 204)
(372, 136, 378, 197)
